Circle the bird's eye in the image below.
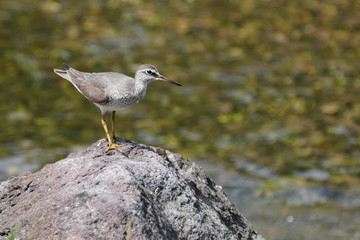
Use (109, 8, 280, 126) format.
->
(146, 70, 153, 74)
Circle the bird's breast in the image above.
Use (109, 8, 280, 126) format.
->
(112, 90, 146, 107)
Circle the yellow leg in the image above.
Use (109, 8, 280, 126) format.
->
(101, 114, 122, 152)
(111, 111, 116, 139)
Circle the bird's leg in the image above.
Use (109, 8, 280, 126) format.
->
(111, 111, 116, 139)
(101, 114, 122, 152)
(101, 114, 112, 144)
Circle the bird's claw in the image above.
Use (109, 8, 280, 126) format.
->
(106, 141, 123, 152)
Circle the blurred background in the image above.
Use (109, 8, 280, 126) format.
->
(1, 0, 360, 239)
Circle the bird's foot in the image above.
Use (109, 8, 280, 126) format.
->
(106, 140, 123, 152)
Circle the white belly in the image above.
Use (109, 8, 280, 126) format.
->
(94, 103, 129, 114)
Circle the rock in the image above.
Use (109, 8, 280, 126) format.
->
(0, 138, 263, 240)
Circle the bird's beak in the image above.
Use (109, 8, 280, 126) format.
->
(157, 75, 182, 86)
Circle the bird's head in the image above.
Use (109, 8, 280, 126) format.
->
(135, 64, 182, 86)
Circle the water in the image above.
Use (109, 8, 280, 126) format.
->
(1, 1, 360, 239)
(201, 159, 360, 240)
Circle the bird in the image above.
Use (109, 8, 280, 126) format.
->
(53, 63, 181, 152)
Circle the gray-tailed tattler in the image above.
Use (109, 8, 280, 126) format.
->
(54, 63, 181, 152)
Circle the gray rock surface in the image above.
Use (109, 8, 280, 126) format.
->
(0, 138, 263, 240)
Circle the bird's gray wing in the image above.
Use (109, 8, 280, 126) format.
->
(66, 68, 135, 104)
(63, 67, 108, 104)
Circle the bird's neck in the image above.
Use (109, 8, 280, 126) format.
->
(134, 80, 148, 98)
